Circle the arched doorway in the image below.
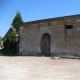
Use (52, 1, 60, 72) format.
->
(42, 33, 51, 56)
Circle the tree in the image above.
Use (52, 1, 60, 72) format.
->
(11, 10, 24, 31)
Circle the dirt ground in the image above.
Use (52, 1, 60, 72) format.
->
(0, 56, 80, 80)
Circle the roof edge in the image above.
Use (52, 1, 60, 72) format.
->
(24, 14, 80, 24)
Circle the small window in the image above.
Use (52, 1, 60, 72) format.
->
(66, 25, 73, 29)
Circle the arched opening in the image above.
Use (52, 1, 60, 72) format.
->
(42, 33, 51, 56)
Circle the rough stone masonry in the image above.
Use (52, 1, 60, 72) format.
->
(19, 14, 80, 57)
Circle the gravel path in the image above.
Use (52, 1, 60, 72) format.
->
(0, 56, 80, 80)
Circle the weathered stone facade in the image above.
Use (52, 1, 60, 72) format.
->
(19, 14, 80, 57)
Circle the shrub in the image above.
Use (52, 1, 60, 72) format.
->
(3, 32, 17, 56)
(3, 32, 16, 49)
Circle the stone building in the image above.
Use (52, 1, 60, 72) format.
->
(19, 14, 80, 57)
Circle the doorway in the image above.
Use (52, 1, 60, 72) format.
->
(42, 33, 51, 56)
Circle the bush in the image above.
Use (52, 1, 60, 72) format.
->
(3, 32, 16, 49)
(1, 47, 17, 56)
(3, 32, 18, 56)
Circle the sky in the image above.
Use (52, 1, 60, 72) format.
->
(0, 0, 80, 37)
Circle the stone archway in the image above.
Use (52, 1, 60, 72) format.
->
(42, 33, 51, 56)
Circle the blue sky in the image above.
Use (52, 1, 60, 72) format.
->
(0, 0, 80, 37)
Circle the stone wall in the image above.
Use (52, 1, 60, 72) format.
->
(19, 15, 80, 57)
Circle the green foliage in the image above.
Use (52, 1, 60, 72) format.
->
(3, 32, 17, 56)
(1, 48, 17, 56)
(11, 10, 24, 31)
(3, 32, 16, 49)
